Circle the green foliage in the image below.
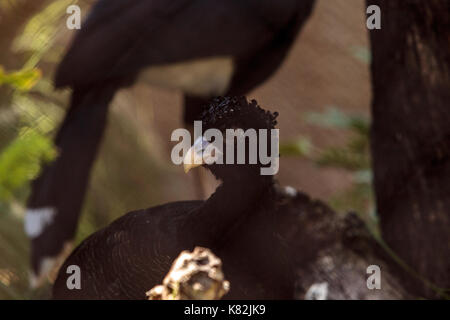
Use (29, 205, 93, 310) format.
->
(12, 0, 75, 68)
(279, 136, 311, 157)
(308, 108, 374, 221)
(0, 61, 57, 203)
(282, 107, 375, 230)
(0, 0, 83, 299)
(0, 128, 57, 201)
(0, 67, 42, 91)
(0, 0, 65, 202)
(306, 107, 369, 136)
(350, 46, 372, 65)
(315, 137, 370, 171)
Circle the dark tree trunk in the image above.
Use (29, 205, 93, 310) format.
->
(367, 0, 450, 298)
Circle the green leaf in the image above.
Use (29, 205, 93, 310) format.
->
(350, 46, 372, 65)
(0, 128, 57, 201)
(306, 107, 370, 136)
(316, 146, 370, 171)
(0, 67, 42, 91)
(12, 0, 76, 68)
(279, 136, 312, 157)
(353, 170, 373, 184)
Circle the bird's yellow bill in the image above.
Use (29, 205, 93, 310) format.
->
(183, 136, 221, 173)
(183, 145, 204, 173)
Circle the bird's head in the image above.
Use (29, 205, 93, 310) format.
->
(183, 96, 279, 182)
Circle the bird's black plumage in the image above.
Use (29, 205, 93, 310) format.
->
(52, 97, 294, 299)
(27, 0, 316, 284)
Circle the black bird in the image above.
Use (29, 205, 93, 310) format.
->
(52, 97, 294, 299)
(26, 0, 316, 286)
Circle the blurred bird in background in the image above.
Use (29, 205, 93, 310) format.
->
(25, 0, 316, 287)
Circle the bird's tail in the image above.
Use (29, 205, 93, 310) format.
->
(25, 85, 117, 288)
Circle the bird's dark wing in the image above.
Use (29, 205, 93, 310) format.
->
(55, 0, 298, 88)
(52, 200, 202, 299)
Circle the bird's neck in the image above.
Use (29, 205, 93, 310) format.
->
(182, 172, 274, 247)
